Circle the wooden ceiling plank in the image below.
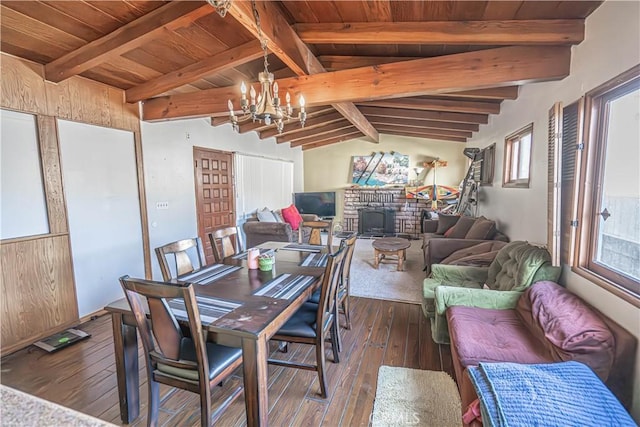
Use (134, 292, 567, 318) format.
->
(359, 97, 500, 114)
(300, 132, 365, 150)
(291, 128, 361, 148)
(44, 2, 212, 83)
(358, 106, 488, 124)
(126, 40, 263, 102)
(441, 86, 519, 100)
(318, 55, 419, 71)
(227, 1, 379, 143)
(374, 124, 472, 138)
(367, 117, 479, 132)
(294, 20, 584, 45)
(277, 120, 354, 143)
(379, 129, 467, 143)
(141, 46, 570, 120)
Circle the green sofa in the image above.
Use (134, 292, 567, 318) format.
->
(422, 241, 561, 344)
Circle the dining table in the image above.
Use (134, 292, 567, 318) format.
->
(105, 241, 332, 427)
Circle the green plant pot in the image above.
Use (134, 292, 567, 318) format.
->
(258, 257, 274, 271)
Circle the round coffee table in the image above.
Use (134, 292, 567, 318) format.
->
(372, 237, 411, 271)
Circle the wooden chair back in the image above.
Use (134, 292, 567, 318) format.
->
(155, 238, 206, 281)
(316, 242, 347, 333)
(340, 234, 358, 291)
(299, 219, 333, 246)
(208, 227, 244, 263)
(119, 276, 208, 388)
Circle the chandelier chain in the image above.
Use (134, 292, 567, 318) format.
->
(251, 0, 270, 72)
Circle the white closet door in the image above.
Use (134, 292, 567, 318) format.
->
(235, 154, 294, 219)
(58, 120, 144, 317)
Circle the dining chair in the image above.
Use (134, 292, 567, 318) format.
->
(299, 219, 333, 246)
(155, 238, 206, 281)
(267, 244, 347, 398)
(208, 227, 244, 263)
(337, 233, 358, 331)
(119, 276, 243, 427)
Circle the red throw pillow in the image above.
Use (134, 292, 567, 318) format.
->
(281, 204, 303, 230)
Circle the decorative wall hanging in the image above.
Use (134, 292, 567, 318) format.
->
(351, 152, 409, 186)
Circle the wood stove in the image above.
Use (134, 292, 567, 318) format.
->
(358, 207, 395, 236)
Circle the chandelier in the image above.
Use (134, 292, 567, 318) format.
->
(209, 0, 307, 134)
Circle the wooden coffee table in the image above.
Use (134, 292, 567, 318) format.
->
(372, 237, 411, 271)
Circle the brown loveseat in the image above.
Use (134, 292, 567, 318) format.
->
(422, 214, 509, 274)
(243, 214, 317, 248)
(447, 281, 637, 413)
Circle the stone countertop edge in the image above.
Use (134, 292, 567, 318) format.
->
(0, 384, 115, 426)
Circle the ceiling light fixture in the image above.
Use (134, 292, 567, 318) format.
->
(215, 0, 306, 134)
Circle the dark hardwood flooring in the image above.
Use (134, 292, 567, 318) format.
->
(1, 298, 454, 426)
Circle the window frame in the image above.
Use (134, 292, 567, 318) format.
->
(502, 123, 533, 188)
(574, 65, 640, 305)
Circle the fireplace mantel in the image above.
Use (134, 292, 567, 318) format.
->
(342, 187, 430, 238)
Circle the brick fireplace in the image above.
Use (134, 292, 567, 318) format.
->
(343, 188, 430, 238)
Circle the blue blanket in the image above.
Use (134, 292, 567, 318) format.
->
(468, 361, 635, 427)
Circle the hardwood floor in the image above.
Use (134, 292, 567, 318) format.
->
(0, 298, 454, 426)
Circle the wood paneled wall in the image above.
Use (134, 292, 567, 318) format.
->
(0, 53, 150, 355)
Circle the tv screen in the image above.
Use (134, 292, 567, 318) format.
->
(294, 192, 336, 217)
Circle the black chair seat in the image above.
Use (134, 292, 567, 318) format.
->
(158, 338, 242, 381)
(276, 302, 319, 338)
(308, 289, 321, 304)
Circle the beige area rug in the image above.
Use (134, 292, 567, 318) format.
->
(372, 366, 462, 427)
(349, 238, 424, 304)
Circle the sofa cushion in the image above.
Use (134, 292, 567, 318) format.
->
(272, 209, 285, 223)
(447, 216, 476, 238)
(465, 217, 496, 240)
(257, 207, 278, 222)
(436, 214, 459, 235)
(516, 281, 616, 381)
(281, 204, 303, 230)
(447, 306, 553, 369)
(441, 241, 508, 267)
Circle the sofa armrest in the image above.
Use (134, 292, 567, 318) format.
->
(435, 286, 522, 315)
(423, 219, 438, 233)
(243, 221, 293, 247)
(431, 264, 489, 282)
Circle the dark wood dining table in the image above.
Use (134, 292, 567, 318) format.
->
(105, 241, 330, 427)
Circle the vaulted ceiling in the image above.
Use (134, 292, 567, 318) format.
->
(1, 1, 601, 149)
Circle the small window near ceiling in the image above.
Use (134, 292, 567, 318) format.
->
(577, 66, 639, 299)
(503, 124, 533, 188)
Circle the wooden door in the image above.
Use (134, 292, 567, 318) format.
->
(194, 148, 235, 264)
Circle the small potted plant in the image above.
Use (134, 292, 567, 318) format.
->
(258, 253, 274, 271)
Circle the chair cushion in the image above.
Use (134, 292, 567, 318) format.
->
(465, 217, 496, 240)
(276, 302, 318, 338)
(447, 216, 476, 238)
(447, 306, 553, 369)
(488, 242, 553, 292)
(157, 337, 242, 381)
(282, 204, 303, 231)
(517, 281, 615, 381)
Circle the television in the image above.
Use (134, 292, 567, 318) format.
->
(294, 191, 336, 218)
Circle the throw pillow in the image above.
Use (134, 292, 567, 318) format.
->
(272, 210, 285, 223)
(436, 213, 460, 235)
(447, 216, 476, 238)
(257, 207, 278, 222)
(465, 217, 497, 240)
(281, 204, 303, 230)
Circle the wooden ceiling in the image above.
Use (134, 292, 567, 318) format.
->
(1, 1, 601, 150)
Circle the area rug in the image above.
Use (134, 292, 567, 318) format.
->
(349, 238, 424, 304)
(372, 366, 462, 427)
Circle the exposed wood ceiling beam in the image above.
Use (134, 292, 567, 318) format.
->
(260, 111, 344, 139)
(367, 117, 479, 132)
(142, 46, 570, 121)
(44, 2, 212, 83)
(357, 106, 489, 124)
(291, 129, 362, 148)
(435, 87, 519, 100)
(226, 1, 379, 143)
(301, 132, 366, 151)
(288, 126, 358, 147)
(294, 20, 584, 45)
(277, 120, 354, 143)
(126, 40, 263, 102)
(374, 124, 472, 139)
(379, 129, 467, 143)
(318, 55, 418, 71)
(359, 98, 500, 114)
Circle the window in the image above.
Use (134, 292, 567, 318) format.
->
(576, 66, 639, 301)
(503, 124, 533, 188)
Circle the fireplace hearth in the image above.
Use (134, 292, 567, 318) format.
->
(359, 207, 395, 236)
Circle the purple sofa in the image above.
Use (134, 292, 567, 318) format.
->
(447, 281, 637, 413)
